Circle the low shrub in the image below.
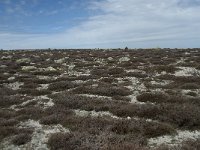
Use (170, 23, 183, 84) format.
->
(100, 77, 118, 84)
(147, 65, 178, 74)
(0, 109, 16, 119)
(158, 103, 200, 129)
(186, 91, 197, 97)
(179, 138, 200, 150)
(0, 87, 16, 96)
(0, 127, 33, 141)
(105, 143, 148, 150)
(90, 67, 109, 76)
(21, 82, 38, 89)
(0, 118, 19, 126)
(73, 84, 132, 97)
(48, 81, 77, 91)
(110, 103, 161, 119)
(0, 127, 18, 141)
(18, 88, 51, 96)
(12, 133, 32, 145)
(125, 72, 148, 78)
(17, 106, 44, 121)
(32, 70, 61, 76)
(136, 92, 169, 103)
(51, 93, 117, 112)
(180, 83, 200, 89)
(47, 132, 88, 150)
(0, 95, 25, 108)
(110, 119, 175, 138)
(108, 67, 125, 75)
(40, 114, 65, 125)
(112, 95, 131, 102)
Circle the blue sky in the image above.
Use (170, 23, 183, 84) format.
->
(0, 0, 200, 49)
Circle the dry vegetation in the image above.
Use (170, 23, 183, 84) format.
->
(0, 48, 200, 149)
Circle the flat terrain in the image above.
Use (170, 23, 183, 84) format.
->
(1, 48, 200, 150)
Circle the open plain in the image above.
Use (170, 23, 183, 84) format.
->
(1, 48, 200, 150)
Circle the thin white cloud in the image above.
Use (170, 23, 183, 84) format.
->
(5, 7, 14, 13)
(1, 0, 200, 49)
(3, 0, 11, 5)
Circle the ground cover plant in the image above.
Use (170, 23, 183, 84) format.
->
(0, 48, 200, 149)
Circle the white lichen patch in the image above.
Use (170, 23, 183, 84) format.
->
(38, 67, 57, 72)
(108, 57, 113, 61)
(119, 56, 130, 63)
(22, 66, 37, 71)
(128, 93, 146, 104)
(1, 55, 12, 59)
(10, 95, 54, 110)
(175, 57, 186, 65)
(184, 52, 190, 55)
(126, 77, 146, 92)
(68, 69, 90, 76)
(68, 63, 75, 71)
(37, 98, 54, 109)
(74, 109, 159, 123)
(16, 58, 31, 63)
(181, 89, 200, 97)
(54, 58, 66, 64)
(8, 76, 15, 81)
(126, 69, 146, 73)
(33, 96, 54, 109)
(72, 80, 86, 84)
(0, 120, 69, 150)
(78, 94, 112, 100)
(5, 82, 24, 90)
(37, 84, 49, 90)
(174, 67, 200, 77)
(67, 63, 91, 76)
(74, 109, 120, 119)
(150, 88, 164, 93)
(154, 71, 167, 77)
(94, 58, 106, 65)
(37, 75, 57, 80)
(150, 80, 172, 86)
(123, 77, 147, 104)
(148, 130, 200, 147)
(0, 64, 7, 68)
(61, 63, 67, 66)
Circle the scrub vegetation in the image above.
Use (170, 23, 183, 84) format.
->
(0, 48, 200, 149)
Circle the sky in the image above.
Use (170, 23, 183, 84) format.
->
(0, 0, 200, 49)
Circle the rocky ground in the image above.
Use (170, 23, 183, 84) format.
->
(1, 48, 200, 150)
